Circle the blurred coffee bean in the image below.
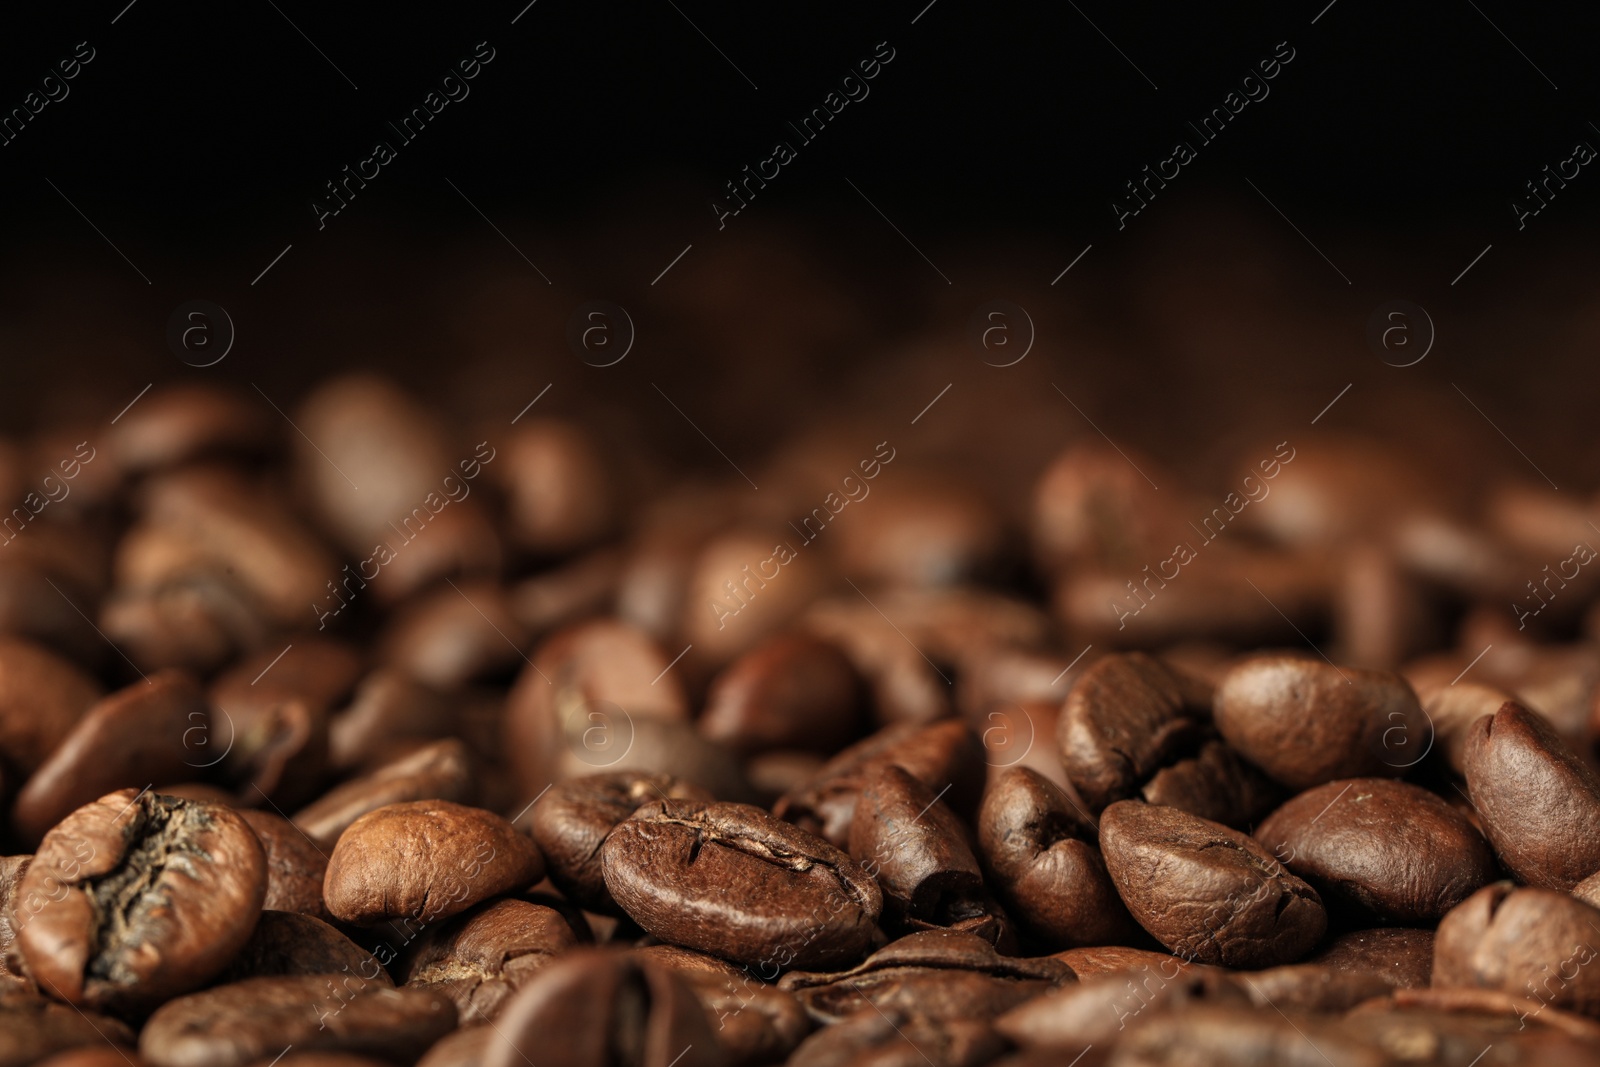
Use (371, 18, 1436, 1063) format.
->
(507, 548, 621, 635)
(495, 420, 614, 555)
(975, 767, 1135, 948)
(1411, 680, 1515, 775)
(1463, 701, 1600, 890)
(1255, 778, 1495, 923)
(744, 750, 827, 802)
(803, 599, 952, 725)
(1434, 882, 1600, 1017)
(0, 992, 136, 1067)
(775, 720, 985, 849)
(1213, 653, 1429, 789)
(1333, 542, 1436, 670)
(138, 976, 456, 1067)
(323, 800, 544, 925)
(995, 966, 1246, 1048)
(293, 738, 476, 848)
(218, 910, 388, 984)
(699, 634, 864, 755)
(686, 530, 832, 665)
(1140, 740, 1283, 829)
(1307, 927, 1434, 989)
(602, 798, 882, 971)
(779, 929, 1070, 1024)
(1099, 800, 1326, 968)
(11, 671, 203, 845)
(525, 772, 712, 915)
(480, 950, 727, 1067)
(0, 637, 101, 778)
(0, 855, 30, 992)
(831, 477, 1006, 588)
(326, 670, 452, 772)
(377, 579, 527, 688)
(503, 619, 688, 796)
(101, 576, 267, 673)
(1238, 436, 1443, 548)
(1030, 443, 1181, 573)
(239, 809, 330, 920)
(16, 790, 266, 1014)
(400, 898, 582, 1023)
(848, 765, 1005, 945)
(108, 383, 274, 475)
(1236, 962, 1398, 1012)
(1049, 944, 1192, 978)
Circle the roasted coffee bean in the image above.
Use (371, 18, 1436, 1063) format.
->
(1307, 927, 1434, 989)
(218, 910, 389, 985)
(1030, 443, 1180, 572)
(495, 419, 614, 555)
(323, 800, 544, 926)
(602, 798, 881, 971)
(1236, 962, 1396, 1012)
(803, 599, 953, 727)
(1056, 652, 1201, 812)
(377, 580, 527, 689)
(1412, 680, 1515, 775)
(589, 717, 754, 802)
(478, 950, 728, 1067)
(1139, 740, 1282, 829)
(1255, 778, 1495, 923)
(1049, 944, 1192, 979)
(415, 1028, 494, 1067)
(503, 619, 688, 795)
(326, 670, 453, 772)
(11, 670, 205, 845)
(787, 1009, 1002, 1067)
(0, 991, 136, 1067)
(507, 548, 623, 637)
(637, 946, 811, 1065)
(30, 1047, 146, 1067)
(775, 719, 985, 849)
(699, 634, 864, 756)
(525, 772, 712, 914)
(293, 738, 476, 848)
(779, 930, 1071, 1024)
(1573, 870, 1600, 909)
(975, 767, 1135, 948)
(848, 765, 1007, 945)
(1213, 653, 1429, 789)
(107, 383, 273, 475)
(239, 810, 330, 919)
(1462, 701, 1600, 891)
(685, 531, 832, 665)
(995, 966, 1246, 1048)
(15, 790, 265, 1014)
(399, 898, 581, 1023)
(1098, 801, 1326, 968)
(1433, 882, 1600, 1017)
(0, 637, 101, 777)
(138, 975, 456, 1067)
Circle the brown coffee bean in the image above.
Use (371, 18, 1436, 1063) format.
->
(1108, 1004, 1386, 1067)
(239, 810, 330, 919)
(1308, 927, 1435, 989)
(699, 634, 864, 756)
(975, 767, 1136, 948)
(1574, 870, 1600, 909)
(1056, 652, 1201, 812)
(1434, 882, 1600, 1017)
(11, 670, 205, 845)
(100, 576, 266, 674)
(479, 950, 728, 1067)
(1333, 542, 1435, 670)
(31, 1047, 146, 1067)
(1237, 962, 1396, 1012)
(1049, 944, 1193, 979)
(218, 910, 390, 985)
(503, 619, 688, 796)
(0, 855, 30, 991)
(415, 1028, 494, 1067)
(1030, 443, 1180, 572)
(0, 637, 101, 777)
(376, 579, 527, 688)
(363, 502, 504, 608)
(495, 419, 614, 555)
(507, 547, 623, 636)
(138, 975, 456, 1067)
(775, 720, 985, 849)
(292, 738, 476, 848)
(0, 991, 136, 1067)
(685, 531, 831, 665)
(1413, 680, 1516, 775)
(1463, 702, 1600, 891)
(779, 929, 1071, 1024)
(1213, 653, 1429, 789)
(602, 798, 882, 971)
(848, 766, 1006, 945)
(1255, 778, 1495, 923)
(636, 946, 811, 1065)
(16, 790, 266, 1014)
(399, 898, 581, 1023)
(326, 669, 453, 772)
(239, 1057, 392, 1067)
(1099, 800, 1326, 968)
(525, 772, 713, 914)
(107, 383, 272, 475)
(323, 800, 544, 926)
(995, 966, 1246, 1048)
(1140, 739, 1283, 829)
(830, 477, 1006, 588)
(745, 750, 828, 803)
(787, 1010, 1001, 1067)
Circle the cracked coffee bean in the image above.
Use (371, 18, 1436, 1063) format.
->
(602, 798, 882, 971)
(15, 789, 266, 1015)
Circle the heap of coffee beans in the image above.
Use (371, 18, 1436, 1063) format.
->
(4, 374, 1600, 1066)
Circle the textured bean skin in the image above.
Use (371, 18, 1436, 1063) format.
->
(1255, 778, 1495, 923)
(1099, 801, 1325, 969)
(603, 798, 882, 971)
(1433, 883, 1600, 1018)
